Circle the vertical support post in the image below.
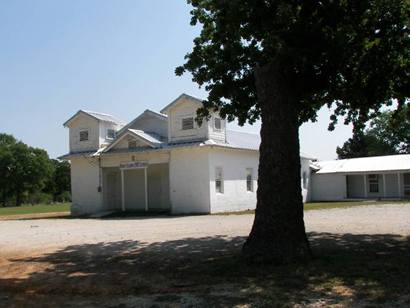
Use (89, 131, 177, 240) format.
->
(382, 174, 386, 198)
(144, 167, 148, 212)
(363, 174, 368, 199)
(398, 172, 401, 198)
(121, 169, 125, 212)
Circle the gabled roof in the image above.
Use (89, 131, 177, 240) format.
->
(103, 129, 163, 152)
(63, 110, 124, 127)
(315, 154, 410, 174)
(160, 93, 203, 114)
(116, 109, 167, 136)
(128, 129, 163, 145)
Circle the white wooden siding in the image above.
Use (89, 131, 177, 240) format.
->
(169, 147, 211, 213)
(70, 156, 103, 215)
(207, 114, 226, 143)
(208, 148, 259, 213)
(68, 114, 100, 152)
(311, 173, 347, 201)
(168, 99, 208, 143)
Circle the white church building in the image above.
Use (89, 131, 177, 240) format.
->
(61, 93, 313, 216)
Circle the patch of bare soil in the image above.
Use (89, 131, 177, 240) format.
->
(0, 212, 70, 221)
(1, 205, 410, 307)
(1, 233, 410, 307)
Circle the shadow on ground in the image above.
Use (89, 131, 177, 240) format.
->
(1, 232, 410, 307)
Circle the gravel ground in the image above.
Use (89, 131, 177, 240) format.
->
(0, 203, 409, 255)
(1, 203, 410, 307)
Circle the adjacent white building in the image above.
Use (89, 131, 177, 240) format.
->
(61, 93, 313, 216)
(311, 154, 410, 201)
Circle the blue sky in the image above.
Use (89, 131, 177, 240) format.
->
(0, 0, 353, 160)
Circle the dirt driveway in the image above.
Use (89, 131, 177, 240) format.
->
(1, 204, 409, 307)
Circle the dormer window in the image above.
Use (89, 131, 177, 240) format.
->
(128, 140, 137, 149)
(182, 117, 194, 130)
(214, 117, 222, 131)
(106, 129, 115, 140)
(79, 130, 89, 142)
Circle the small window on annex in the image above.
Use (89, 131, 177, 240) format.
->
(246, 168, 253, 192)
(368, 174, 379, 193)
(182, 117, 194, 130)
(214, 117, 222, 130)
(215, 167, 224, 193)
(106, 129, 115, 140)
(79, 130, 89, 142)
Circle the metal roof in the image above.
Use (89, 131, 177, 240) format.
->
(63, 110, 125, 127)
(116, 109, 167, 136)
(225, 130, 314, 159)
(315, 154, 410, 174)
(127, 129, 163, 145)
(83, 110, 124, 124)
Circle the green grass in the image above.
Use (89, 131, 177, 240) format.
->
(0, 203, 71, 217)
(215, 199, 410, 215)
(1, 199, 408, 218)
(304, 199, 410, 210)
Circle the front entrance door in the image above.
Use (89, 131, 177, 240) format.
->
(123, 169, 146, 211)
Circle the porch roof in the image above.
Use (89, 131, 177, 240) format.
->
(103, 129, 163, 153)
(315, 154, 410, 174)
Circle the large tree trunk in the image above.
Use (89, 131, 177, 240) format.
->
(242, 62, 311, 263)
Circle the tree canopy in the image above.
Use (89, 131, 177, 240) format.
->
(177, 0, 409, 127)
(0, 133, 71, 206)
(177, 0, 409, 263)
(337, 106, 410, 159)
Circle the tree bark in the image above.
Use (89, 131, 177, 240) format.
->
(242, 62, 311, 264)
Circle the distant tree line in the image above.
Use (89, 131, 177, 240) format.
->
(0, 133, 71, 207)
(337, 106, 409, 159)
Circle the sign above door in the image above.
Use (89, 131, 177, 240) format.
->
(119, 161, 148, 170)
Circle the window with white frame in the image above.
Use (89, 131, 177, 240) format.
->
(79, 130, 89, 142)
(214, 117, 222, 131)
(128, 140, 137, 149)
(368, 174, 379, 193)
(181, 117, 194, 130)
(215, 167, 224, 193)
(246, 168, 253, 192)
(106, 129, 115, 140)
(302, 171, 308, 189)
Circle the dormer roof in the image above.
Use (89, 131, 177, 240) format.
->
(63, 110, 124, 127)
(160, 93, 203, 114)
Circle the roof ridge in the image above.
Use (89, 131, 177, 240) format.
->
(81, 109, 116, 117)
(144, 109, 168, 118)
(227, 129, 259, 136)
(160, 93, 204, 114)
(323, 153, 410, 163)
